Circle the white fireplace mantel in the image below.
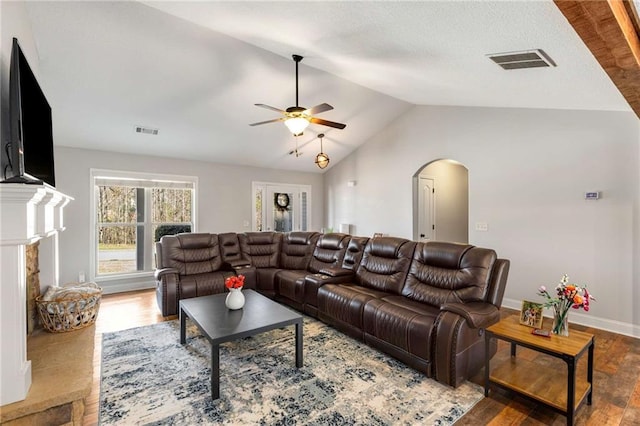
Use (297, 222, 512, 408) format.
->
(0, 184, 73, 406)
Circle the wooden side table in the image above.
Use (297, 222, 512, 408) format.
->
(484, 317, 594, 426)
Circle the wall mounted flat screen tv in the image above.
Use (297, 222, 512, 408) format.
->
(2, 37, 56, 187)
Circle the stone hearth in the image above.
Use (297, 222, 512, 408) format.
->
(0, 326, 95, 425)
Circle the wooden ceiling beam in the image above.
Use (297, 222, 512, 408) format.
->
(554, 0, 640, 118)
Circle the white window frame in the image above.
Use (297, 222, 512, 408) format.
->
(89, 168, 198, 282)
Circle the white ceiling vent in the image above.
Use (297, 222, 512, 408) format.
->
(135, 126, 159, 135)
(488, 49, 556, 70)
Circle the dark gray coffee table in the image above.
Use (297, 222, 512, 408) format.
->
(179, 289, 303, 400)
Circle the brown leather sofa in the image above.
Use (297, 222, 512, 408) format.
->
(154, 231, 509, 387)
(317, 237, 509, 387)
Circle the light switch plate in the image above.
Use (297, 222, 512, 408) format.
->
(475, 222, 488, 231)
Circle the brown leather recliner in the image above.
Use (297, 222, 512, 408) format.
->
(317, 237, 417, 340)
(275, 233, 350, 311)
(303, 235, 369, 317)
(237, 232, 283, 298)
(154, 233, 235, 316)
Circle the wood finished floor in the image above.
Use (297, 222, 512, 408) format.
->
(83, 289, 640, 425)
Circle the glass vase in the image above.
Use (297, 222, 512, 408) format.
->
(552, 310, 569, 336)
(225, 287, 245, 310)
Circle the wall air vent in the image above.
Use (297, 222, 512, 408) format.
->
(488, 49, 556, 70)
(135, 126, 159, 135)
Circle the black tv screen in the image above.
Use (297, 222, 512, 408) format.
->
(3, 38, 55, 187)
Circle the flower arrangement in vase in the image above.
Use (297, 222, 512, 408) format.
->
(224, 275, 245, 310)
(538, 274, 595, 336)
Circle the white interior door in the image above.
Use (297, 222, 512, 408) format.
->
(418, 177, 436, 241)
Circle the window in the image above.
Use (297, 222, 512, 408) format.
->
(91, 169, 197, 279)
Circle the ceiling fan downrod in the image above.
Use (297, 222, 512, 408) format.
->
(293, 54, 303, 108)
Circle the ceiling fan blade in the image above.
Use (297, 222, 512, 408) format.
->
(255, 103, 286, 113)
(249, 117, 284, 126)
(310, 117, 346, 130)
(305, 103, 334, 115)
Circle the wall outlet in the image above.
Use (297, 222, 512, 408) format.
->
(243, 220, 250, 228)
(78, 271, 85, 283)
(475, 222, 488, 231)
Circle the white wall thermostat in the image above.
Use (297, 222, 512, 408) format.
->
(584, 191, 600, 200)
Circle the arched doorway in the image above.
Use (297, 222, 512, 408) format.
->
(413, 159, 469, 243)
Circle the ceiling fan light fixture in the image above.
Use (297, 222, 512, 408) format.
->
(249, 55, 345, 134)
(284, 116, 310, 136)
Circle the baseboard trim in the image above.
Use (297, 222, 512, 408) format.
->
(97, 280, 154, 295)
(502, 297, 640, 338)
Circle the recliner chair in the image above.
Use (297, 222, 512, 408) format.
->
(154, 233, 235, 316)
(275, 232, 349, 311)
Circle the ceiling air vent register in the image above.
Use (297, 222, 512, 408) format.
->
(135, 126, 159, 135)
(488, 49, 556, 70)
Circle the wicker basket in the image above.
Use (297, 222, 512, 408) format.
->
(36, 288, 102, 333)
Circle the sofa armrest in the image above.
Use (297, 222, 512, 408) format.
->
(318, 267, 354, 278)
(154, 268, 180, 316)
(154, 267, 179, 280)
(440, 301, 500, 329)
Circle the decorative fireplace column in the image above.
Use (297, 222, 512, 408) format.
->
(0, 184, 72, 405)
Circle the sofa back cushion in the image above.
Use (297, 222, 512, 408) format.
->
(238, 232, 282, 268)
(342, 236, 369, 271)
(158, 233, 223, 276)
(280, 232, 321, 270)
(402, 241, 497, 305)
(356, 237, 416, 294)
(218, 232, 245, 264)
(307, 233, 350, 273)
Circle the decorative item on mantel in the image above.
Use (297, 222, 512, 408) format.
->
(537, 274, 596, 336)
(225, 275, 246, 310)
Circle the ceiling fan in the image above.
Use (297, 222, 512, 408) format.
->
(249, 54, 347, 136)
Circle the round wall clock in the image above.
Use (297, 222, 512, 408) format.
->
(276, 193, 290, 208)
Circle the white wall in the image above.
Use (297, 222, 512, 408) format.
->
(419, 160, 468, 243)
(55, 146, 324, 292)
(325, 105, 640, 336)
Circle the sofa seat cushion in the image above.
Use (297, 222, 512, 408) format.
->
(179, 271, 235, 299)
(363, 295, 440, 362)
(275, 269, 308, 303)
(317, 284, 388, 331)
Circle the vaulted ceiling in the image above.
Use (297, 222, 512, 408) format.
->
(22, 1, 634, 173)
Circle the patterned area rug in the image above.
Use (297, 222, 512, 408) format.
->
(100, 317, 483, 425)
